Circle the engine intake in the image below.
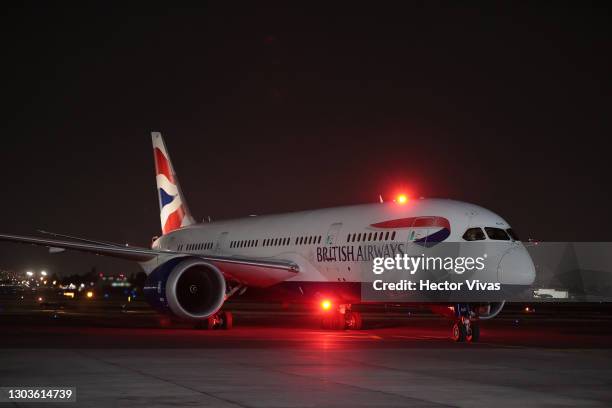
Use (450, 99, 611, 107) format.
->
(144, 257, 226, 320)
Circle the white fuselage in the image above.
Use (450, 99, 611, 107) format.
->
(151, 199, 535, 287)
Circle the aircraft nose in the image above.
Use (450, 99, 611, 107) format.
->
(498, 245, 536, 285)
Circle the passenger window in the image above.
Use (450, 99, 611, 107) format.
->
(485, 227, 510, 240)
(317, 236, 321, 244)
(391, 231, 396, 240)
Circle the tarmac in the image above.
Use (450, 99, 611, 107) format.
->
(1, 300, 611, 407)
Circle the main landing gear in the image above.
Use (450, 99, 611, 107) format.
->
(320, 304, 363, 330)
(451, 304, 480, 342)
(194, 311, 233, 330)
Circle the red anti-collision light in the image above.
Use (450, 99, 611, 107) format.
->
(397, 194, 408, 204)
(321, 300, 332, 311)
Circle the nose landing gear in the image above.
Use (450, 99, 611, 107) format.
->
(451, 304, 480, 342)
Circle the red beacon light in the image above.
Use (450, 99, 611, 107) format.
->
(396, 194, 409, 204)
(321, 300, 332, 311)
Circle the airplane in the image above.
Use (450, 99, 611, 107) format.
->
(0, 132, 536, 342)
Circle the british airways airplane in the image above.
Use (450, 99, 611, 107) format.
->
(0, 132, 535, 342)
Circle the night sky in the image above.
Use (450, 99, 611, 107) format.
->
(1, 3, 610, 276)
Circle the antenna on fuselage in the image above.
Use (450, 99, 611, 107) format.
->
(379, 194, 384, 203)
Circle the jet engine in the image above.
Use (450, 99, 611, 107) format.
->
(475, 301, 505, 320)
(144, 257, 226, 320)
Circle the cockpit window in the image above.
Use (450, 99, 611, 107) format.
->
(506, 228, 519, 241)
(485, 227, 510, 240)
(463, 227, 485, 241)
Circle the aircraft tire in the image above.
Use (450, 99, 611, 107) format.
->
(468, 322, 480, 342)
(346, 311, 363, 330)
(452, 321, 467, 342)
(221, 311, 233, 330)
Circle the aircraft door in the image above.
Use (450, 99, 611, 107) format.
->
(409, 217, 432, 244)
(325, 223, 343, 245)
(215, 232, 228, 253)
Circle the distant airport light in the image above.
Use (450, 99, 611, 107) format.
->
(26, 271, 33, 277)
(321, 300, 332, 311)
(397, 194, 408, 204)
(86, 291, 94, 299)
(41, 270, 47, 276)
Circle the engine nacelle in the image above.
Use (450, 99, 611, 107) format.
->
(475, 301, 505, 320)
(144, 257, 226, 320)
(429, 301, 505, 320)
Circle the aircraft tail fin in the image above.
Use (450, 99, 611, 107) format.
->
(151, 132, 195, 235)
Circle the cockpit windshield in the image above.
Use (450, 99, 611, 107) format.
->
(506, 228, 519, 241)
(462, 227, 486, 241)
(485, 227, 510, 240)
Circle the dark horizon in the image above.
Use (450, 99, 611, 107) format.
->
(1, 3, 610, 276)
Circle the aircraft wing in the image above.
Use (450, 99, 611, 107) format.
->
(0, 233, 299, 287)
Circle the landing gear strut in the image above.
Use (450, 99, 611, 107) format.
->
(320, 304, 363, 330)
(451, 304, 480, 342)
(194, 311, 233, 330)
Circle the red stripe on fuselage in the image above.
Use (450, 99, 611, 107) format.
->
(371, 216, 450, 230)
(154, 147, 174, 183)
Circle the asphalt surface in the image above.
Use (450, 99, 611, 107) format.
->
(1, 300, 612, 407)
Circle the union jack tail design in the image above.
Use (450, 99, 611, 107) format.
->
(152, 132, 195, 235)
